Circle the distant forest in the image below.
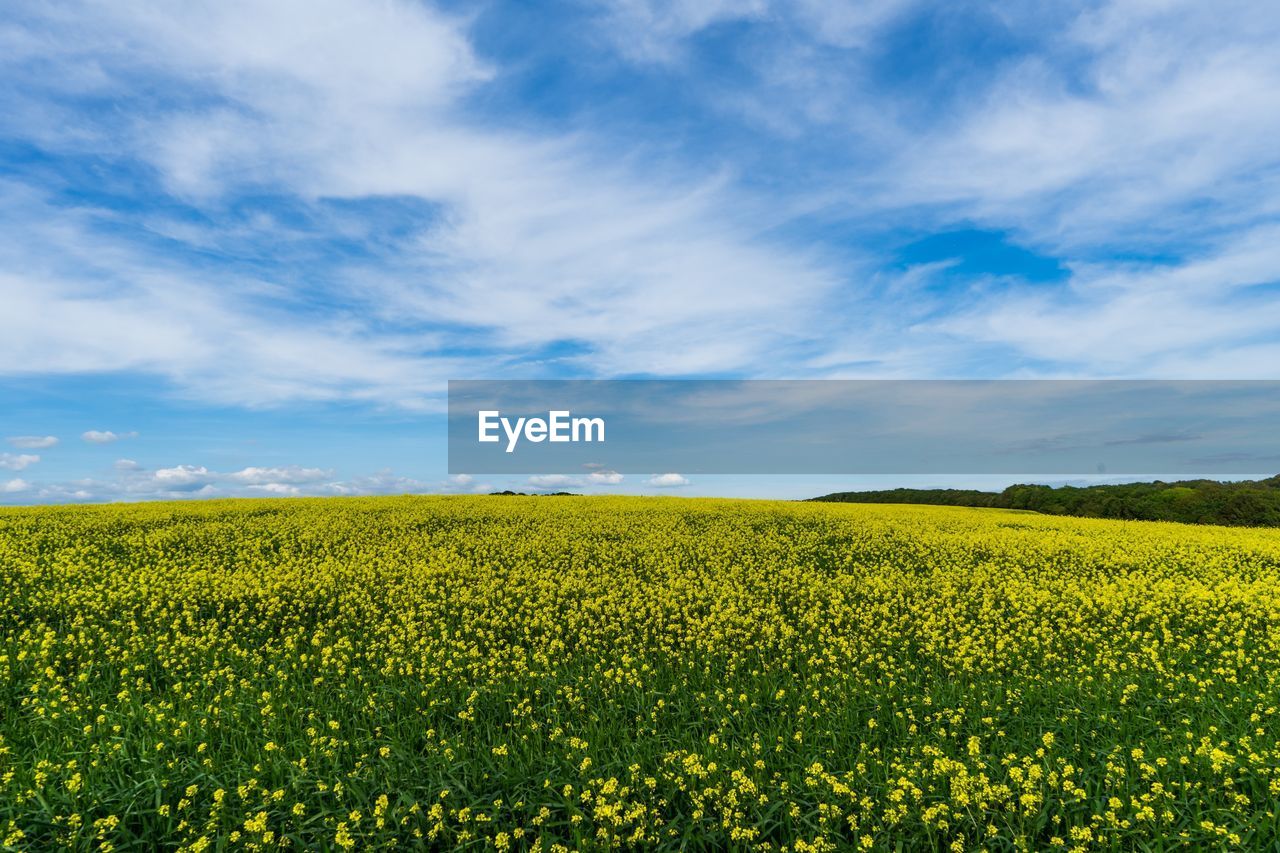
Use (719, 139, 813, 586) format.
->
(810, 476, 1280, 527)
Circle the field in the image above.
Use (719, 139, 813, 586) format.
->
(3, 497, 1280, 851)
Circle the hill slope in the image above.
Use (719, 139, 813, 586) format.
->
(4, 496, 1280, 847)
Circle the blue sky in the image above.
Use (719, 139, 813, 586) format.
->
(3, 0, 1280, 503)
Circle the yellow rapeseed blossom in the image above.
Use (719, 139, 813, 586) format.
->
(2, 495, 1280, 848)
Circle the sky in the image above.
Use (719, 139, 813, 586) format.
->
(3, 0, 1280, 503)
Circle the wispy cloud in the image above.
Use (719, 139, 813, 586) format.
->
(226, 466, 332, 486)
(6, 435, 57, 449)
(82, 430, 138, 444)
(934, 225, 1280, 376)
(6, 461, 491, 504)
(0, 0, 841, 408)
(0, 453, 39, 471)
(526, 474, 580, 490)
(883, 3, 1280, 247)
(524, 470, 624, 490)
(6, 0, 1277, 400)
(592, 0, 917, 62)
(645, 473, 690, 487)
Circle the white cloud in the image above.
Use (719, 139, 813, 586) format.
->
(0, 460, 487, 503)
(0, 0, 841, 407)
(1, 478, 29, 493)
(227, 466, 331, 485)
(645, 473, 690, 487)
(153, 464, 213, 488)
(1, 0, 1277, 410)
(340, 473, 497, 495)
(82, 430, 137, 444)
(314, 470, 434, 496)
(587, 0, 1280, 380)
(594, 0, 914, 62)
(526, 474, 580, 489)
(7, 435, 58, 449)
(0, 453, 39, 471)
(868, 2, 1280, 251)
(249, 483, 301, 495)
(592, 0, 772, 62)
(934, 223, 1280, 376)
(524, 470, 624, 489)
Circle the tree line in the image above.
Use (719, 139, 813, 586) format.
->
(810, 476, 1280, 527)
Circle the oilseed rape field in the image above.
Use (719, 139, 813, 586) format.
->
(3, 497, 1280, 851)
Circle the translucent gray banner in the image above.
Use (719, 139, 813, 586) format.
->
(447, 380, 1280, 475)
